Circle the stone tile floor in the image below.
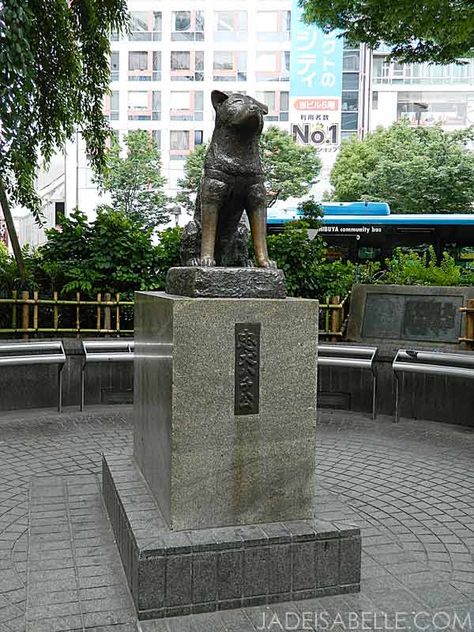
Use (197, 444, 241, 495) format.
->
(0, 406, 472, 631)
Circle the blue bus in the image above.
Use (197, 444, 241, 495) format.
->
(267, 202, 474, 266)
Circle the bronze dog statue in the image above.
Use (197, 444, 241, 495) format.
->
(181, 91, 276, 268)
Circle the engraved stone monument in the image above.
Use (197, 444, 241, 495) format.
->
(103, 92, 361, 620)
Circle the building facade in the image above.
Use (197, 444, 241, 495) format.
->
(10, 1, 474, 245)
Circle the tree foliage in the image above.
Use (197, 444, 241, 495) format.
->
(259, 127, 321, 203)
(99, 130, 169, 229)
(33, 208, 162, 297)
(0, 0, 129, 270)
(177, 127, 321, 210)
(330, 120, 474, 213)
(299, 0, 474, 63)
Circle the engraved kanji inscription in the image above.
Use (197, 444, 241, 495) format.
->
(234, 323, 261, 415)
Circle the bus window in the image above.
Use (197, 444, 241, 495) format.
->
(358, 246, 381, 261)
(325, 245, 351, 261)
(396, 244, 431, 255)
(455, 246, 474, 270)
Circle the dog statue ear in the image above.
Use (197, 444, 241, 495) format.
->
(211, 90, 230, 110)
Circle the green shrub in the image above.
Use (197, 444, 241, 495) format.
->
(380, 247, 464, 286)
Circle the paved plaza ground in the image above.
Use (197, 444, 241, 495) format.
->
(0, 406, 473, 632)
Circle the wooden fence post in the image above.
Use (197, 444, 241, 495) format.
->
(76, 292, 81, 334)
(116, 293, 120, 334)
(21, 290, 29, 340)
(466, 299, 474, 351)
(11, 290, 17, 332)
(96, 293, 101, 332)
(104, 292, 111, 335)
(33, 291, 39, 332)
(53, 292, 59, 331)
(331, 295, 340, 342)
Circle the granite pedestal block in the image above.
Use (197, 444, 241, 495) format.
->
(165, 266, 287, 298)
(103, 290, 362, 618)
(133, 292, 319, 531)
(103, 454, 361, 620)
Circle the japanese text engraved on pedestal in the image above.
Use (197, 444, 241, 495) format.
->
(234, 323, 261, 415)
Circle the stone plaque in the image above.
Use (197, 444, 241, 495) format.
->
(234, 323, 260, 415)
(402, 296, 462, 342)
(361, 294, 404, 339)
(361, 292, 463, 343)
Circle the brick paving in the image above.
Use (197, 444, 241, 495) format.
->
(0, 406, 473, 631)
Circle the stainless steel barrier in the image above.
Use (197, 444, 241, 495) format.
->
(81, 340, 134, 411)
(392, 349, 474, 423)
(0, 341, 66, 412)
(318, 344, 378, 420)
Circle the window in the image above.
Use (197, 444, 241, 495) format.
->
(153, 52, 161, 81)
(397, 91, 473, 127)
(342, 91, 358, 112)
(170, 91, 204, 121)
(175, 11, 191, 32)
(128, 91, 150, 120)
(152, 130, 161, 149)
(214, 11, 248, 41)
(130, 12, 150, 41)
(194, 130, 204, 145)
(152, 91, 161, 120)
(153, 12, 162, 40)
(372, 91, 379, 110)
(214, 51, 233, 71)
(171, 51, 190, 71)
(172, 10, 204, 41)
(110, 52, 119, 82)
(342, 73, 359, 91)
(258, 91, 276, 112)
(213, 51, 247, 81)
(343, 51, 360, 72)
(171, 51, 204, 81)
(373, 56, 474, 86)
(280, 91, 289, 121)
(341, 112, 358, 130)
(255, 91, 289, 121)
(255, 52, 290, 81)
(170, 130, 203, 159)
(130, 11, 161, 41)
(109, 91, 119, 120)
(128, 91, 148, 109)
(170, 130, 190, 153)
(129, 51, 148, 71)
(257, 11, 291, 41)
(341, 130, 357, 140)
(128, 52, 151, 81)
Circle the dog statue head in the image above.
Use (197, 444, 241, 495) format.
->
(211, 90, 268, 133)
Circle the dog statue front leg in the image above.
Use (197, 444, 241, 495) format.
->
(248, 206, 277, 269)
(200, 203, 218, 266)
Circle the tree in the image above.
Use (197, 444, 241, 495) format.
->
(98, 131, 169, 229)
(260, 127, 321, 204)
(175, 144, 207, 212)
(0, 1, 129, 274)
(177, 127, 321, 210)
(329, 120, 474, 213)
(299, 0, 474, 63)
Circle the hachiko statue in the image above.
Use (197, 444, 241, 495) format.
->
(181, 91, 276, 268)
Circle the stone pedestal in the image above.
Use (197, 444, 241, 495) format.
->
(103, 291, 361, 618)
(134, 292, 318, 530)
(166, 266, 286, 298)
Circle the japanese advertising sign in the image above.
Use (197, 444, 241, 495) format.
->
(290, 1, 343, 156)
